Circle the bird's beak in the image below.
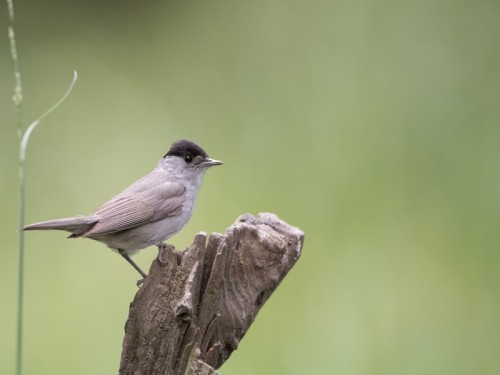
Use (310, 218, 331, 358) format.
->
(200, 158, 223, 167)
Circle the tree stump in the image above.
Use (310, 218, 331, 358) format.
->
(119, 213, 304, 375)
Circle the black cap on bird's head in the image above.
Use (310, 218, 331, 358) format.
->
(164, 139, 208, 159)
(164, 139, 222, 167)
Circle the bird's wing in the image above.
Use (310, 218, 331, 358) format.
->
(83, 181, 185, 236)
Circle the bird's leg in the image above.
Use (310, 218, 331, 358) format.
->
(119, 250, 147, 280)
(157, 243, 168, 264)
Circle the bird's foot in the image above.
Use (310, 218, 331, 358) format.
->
(119, 249, 148, 281)
(136, 278, 145, 288)
(157, 243, 168, 264)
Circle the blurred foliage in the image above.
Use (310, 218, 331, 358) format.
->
(1, 0, 500, 374)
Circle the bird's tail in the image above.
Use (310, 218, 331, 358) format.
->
(23, 216, 99, 236)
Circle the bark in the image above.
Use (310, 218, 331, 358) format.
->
(119, 213, 304, 375)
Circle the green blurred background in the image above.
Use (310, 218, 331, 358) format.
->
(1, 1, 500, 374)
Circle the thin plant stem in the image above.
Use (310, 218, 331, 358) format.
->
(15, 70, 77, 375)
(7, 3, 78, 375)
(7, 2, 25, 375)
(17, 157, 25, 375)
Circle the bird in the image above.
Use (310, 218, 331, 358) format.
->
(24, 139, 222, 280)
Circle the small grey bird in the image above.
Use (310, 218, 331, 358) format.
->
(24, 139, 222, 279)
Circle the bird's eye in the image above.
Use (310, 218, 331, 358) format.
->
(184, 155, 193, 163)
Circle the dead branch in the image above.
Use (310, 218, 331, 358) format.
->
(119, 213, 304, 375)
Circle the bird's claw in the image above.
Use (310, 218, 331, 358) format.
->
(157, 243, 168, 264)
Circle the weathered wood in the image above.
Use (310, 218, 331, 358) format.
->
(119, 213, 304, 375)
